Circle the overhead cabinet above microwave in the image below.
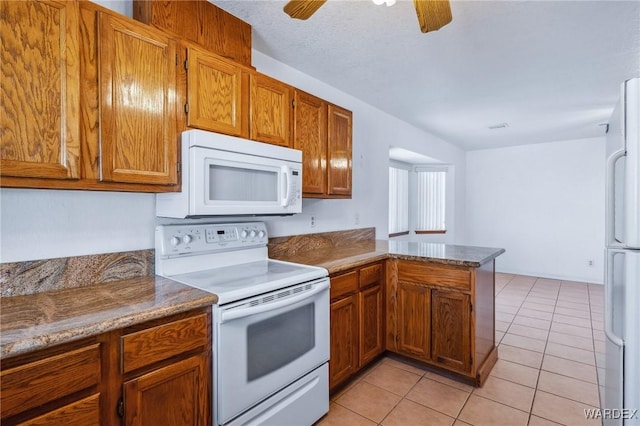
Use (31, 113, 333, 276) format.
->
(156, 130, 303, 218)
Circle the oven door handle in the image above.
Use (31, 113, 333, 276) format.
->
(220, 280, 329, 323)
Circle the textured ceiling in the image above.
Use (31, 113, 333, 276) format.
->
(210, 0, 640, 151)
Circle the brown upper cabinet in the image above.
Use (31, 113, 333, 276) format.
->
(250, 72, 293, 148)
(293, 91, 353, 198)
(293, 90, 327, 195)
(0, 0, 81, 181)
(182, 44, 250, 138)
(97, 11, 178, 186)
(134, 0, 252, 68)
(327, 104, 353, 196)
(1, 1, 180, 192)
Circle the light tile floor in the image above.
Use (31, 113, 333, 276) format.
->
(316, 273, 605, 426)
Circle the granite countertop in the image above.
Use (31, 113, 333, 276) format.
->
(0, 276, 217, 358)
(272, 240, 505, 274)
(386, 241, 506, 268)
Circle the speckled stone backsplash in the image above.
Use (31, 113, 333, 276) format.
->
(268, 227, 375, 258)
(0, 250, 154, 297)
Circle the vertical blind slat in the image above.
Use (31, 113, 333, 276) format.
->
(389, 167, 409, 234)
(417, 170, 446, 231)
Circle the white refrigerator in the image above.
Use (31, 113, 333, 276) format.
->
(604, 77, 640, 425)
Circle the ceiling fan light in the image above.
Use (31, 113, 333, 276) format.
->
(372, 0, 385, 5)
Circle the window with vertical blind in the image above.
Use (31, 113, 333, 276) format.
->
(416, 167, 447, 233)
(388, 166, 409, 236)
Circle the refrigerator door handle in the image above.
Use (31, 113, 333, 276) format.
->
(606, 149, 626, 247)
(604, 249, 624, 347)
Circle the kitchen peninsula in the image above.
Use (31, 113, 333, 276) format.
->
(269, 229, 505, 389)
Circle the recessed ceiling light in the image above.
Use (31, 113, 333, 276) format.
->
(488, 123, 509, 130)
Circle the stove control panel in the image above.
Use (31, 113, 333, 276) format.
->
(156, 222, 268, 256)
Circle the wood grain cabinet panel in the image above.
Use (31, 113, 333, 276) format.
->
(133, 0, 252, 67)
(293, 90, 327, 195)
(124, 354, 209, 426)
(293, 91, 353, 199)
(19, 394, 100, 426)
(250, 73, 292, 147)
(0, 0, 81, 180)
(388, 259, 497, 386)
(397, 282, 430, 360)
(327, 104, 352, 196)
(0, 344, 101, 420)
(359, 284, 384, 366)
(329, 294, 359, 390)
(98, 12, 178, 185)
(0, 308, 212, 425)
(330, 270, 358, 301)
(431, 290, 471, 373)
(185, 46, 248, 138)
(329, 261, 384, 391)
(121, 313, 209, 374)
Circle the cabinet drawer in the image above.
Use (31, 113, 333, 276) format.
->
(122, 313, 209, 373)
(398, 262, 471, 291)
(0, 344, 101, 419)
(330, 271, 358, 300)
(359, 263, 382, 288)
(20, 394, 100, 426)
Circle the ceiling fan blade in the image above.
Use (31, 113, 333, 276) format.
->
(413, 0, 452, 33)
(283, 0, 328, 20)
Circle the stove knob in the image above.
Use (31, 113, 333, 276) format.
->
(240, 230, 248, 238)
(182, 234, 192, 244)
(170, 236, 180, 247)
(258, 230, 265, 239)
(250, 230, 257, 238)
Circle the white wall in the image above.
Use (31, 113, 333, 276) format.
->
(465, 137, 605, 283)
(0, 1, 466, 262)
(249, 51, 467, 243)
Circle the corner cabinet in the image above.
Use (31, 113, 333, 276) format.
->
(1, 0, 180, 192)
(293, 90, 352, 199)
(386, 259, 497, 386)
(329, 262, 384, 391)
(0, 308, 212, 426)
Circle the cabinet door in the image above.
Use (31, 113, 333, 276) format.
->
(397, 282, 430, 360)
(0, 0, 80, 180)
(293, 90, 327, 196)
(186, 46, 248, 138)
(124, 354, 209, 426)
(359, 284, 384, 366)
(99, 12, 177, 185)
(431, 290, 471, 373)
(327, 104, 352, 197)
(250, 73, 292, 147)
(329, 294, 358, 390)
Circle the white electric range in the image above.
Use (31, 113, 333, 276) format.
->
(155, 222, 330, 426)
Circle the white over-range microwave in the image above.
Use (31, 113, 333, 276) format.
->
(157, 130, 303, 218)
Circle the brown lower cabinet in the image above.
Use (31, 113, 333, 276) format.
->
(329, 261, 384, 391)
(0, 308, 212, 426)
(386, 259, 497, 386)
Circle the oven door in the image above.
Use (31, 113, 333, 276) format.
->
(216, 278, 330, 425)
